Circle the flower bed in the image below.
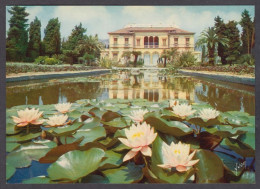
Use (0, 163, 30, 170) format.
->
(6, 62, 100, 75)
(6, 98, 255, 183)
(184, 65, 255, 75)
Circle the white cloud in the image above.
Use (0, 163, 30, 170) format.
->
(53, 6, 113, 39)
(27, 6, 43, 21)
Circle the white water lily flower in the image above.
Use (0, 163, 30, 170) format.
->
(129, 109, 149, 123)
(169, 100, 179, 108)
(158, 141, 199, 172)
(55, 102, 72, 113)
(106, 103, 114, 107)
(172, 104, 196, 118)
(151, 104, 160, 108)
(131, 105, 141, 109)
(118, 122, 157, 162)
(12, 108, 44, 127)
(198, 108, 220, 120)
(46, 114, 68, 127)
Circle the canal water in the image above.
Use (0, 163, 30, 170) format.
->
(6, 70, 255, 115)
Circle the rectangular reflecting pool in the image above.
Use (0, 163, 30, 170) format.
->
(6, 70, 255, 115)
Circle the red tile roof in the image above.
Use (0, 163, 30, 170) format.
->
(108, 27, 194, 35)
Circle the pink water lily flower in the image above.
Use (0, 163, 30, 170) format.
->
(12, 108, 44, 127)
(118, 122, 157, 162)
(158, 141, 199, 172)
(55, 102, 72, 113)
(128, 109, 149, 123)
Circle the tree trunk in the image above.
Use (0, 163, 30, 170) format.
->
(164, 57, 167, 67)
(134, 55, 138, 67)
(208, 45, 215, 66)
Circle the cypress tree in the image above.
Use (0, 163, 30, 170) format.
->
(43, 18, 61, 56)
(240, 9, 254, 54)
(214, 16, 228, 65)
(224, 21, 241, 64)
(6, 6, 29, 61)
(27, 17, 41, 61)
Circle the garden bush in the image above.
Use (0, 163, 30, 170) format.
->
(34, 56, 62, 65)
(176, 51, 197, 67)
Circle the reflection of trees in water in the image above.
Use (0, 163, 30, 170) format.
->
(6, 82, 103, 108)
(196, 83, 255, 115)
(166, 77, 196, 93)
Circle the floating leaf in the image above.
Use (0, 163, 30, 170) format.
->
(50, 122, 83, 136)
(6, 142, 20, 152)
(6, 132, 41, 142)
(204, 125, 246, 138)
(7, 142, 52, 168)
(73, 126, 106, 146)
(82, 174, 109, 183)
(101, 162, 143, 183)
(39, 139, 83, 163)
(223, 138, 255, 157)
(22, 176, 53, 184)
(144, 113, 193, 137)
(47, 148, 105, 182)
(194, 149, 225, 183)
(99, 150, 123, 170)
(6, 162, 16, 180)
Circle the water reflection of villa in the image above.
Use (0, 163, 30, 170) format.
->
(100, 71, 195, 102)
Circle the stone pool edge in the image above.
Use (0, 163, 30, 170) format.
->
(6, 69, 111, 82)
(179, 69, 255, 86)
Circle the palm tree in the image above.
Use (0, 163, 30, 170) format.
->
(160, 49, 170, 67)
(196, 27, 228, 65)
(132, 51, 142, 67)
(166, 47, 178, 64)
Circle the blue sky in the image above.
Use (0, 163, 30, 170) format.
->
(6, 6, 255, 40)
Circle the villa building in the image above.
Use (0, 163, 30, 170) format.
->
(101, 24, 200, 66)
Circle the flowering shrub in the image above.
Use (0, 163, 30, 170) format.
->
(184, 65, 255, 75)
(6, 63, 99, 75)
(6, 98, 255, 183)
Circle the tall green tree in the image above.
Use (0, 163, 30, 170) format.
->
(196, 27, 228, 65)
(224, 21, 241, 64)
(214, 16, 228, 65)
(27, 17, 41, 61)
(6, 6, 29, 61)
(43, 18, 61, 56)
(240, 9, 254, 54)
(201, 45, 206, 64)
(62, 23, 86, 51)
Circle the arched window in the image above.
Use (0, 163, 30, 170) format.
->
(149, 36, 153, 48)
(144, 36, 148, 47)
(154, 36, 159, 48)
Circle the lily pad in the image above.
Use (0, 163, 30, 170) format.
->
(101, 162, 143, 184)
(39, 139, 83, 163)
(6, 142, 20, 152)
(6, 132, 41, 143)
(6, 142, 52, 168)
(223, 138, 255, 157)
(47, 148, 105, 182)
(204, 125, 247, 138)
(194, 149, 225, 183)
(144, 113, 193, 137)
(50, 122, 83, 136)
(6, 162, 16, 180)
(73, 126, 106, 146)
(22, 176, 54, 184)
(99, 150, 123, 170)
